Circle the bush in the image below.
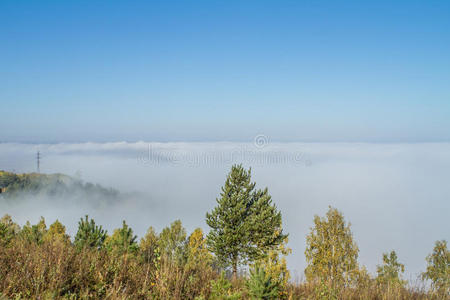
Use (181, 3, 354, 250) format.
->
(0, 212, 444, 300)
(210, 272, 241, 300)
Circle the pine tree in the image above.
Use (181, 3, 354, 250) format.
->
(209, 272, 241, 300)
(246, 265, 279, 300)
(376, 250, 406, 287)
(74, 215, 107, 250)
(253, 238, 291, 297)
(305, 206, 359, 290)
(20, 217, 47, 245)
(106, 220, 138, 254)
(0, 214, 19, 247)
(206, 164, 287, 277)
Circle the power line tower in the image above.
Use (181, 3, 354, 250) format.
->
(36, 151, 41, 173)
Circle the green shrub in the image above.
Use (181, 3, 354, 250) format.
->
(210, 272, 241, 300)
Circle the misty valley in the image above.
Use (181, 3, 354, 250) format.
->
(0, 163, 448, 299)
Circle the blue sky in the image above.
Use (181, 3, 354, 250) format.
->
(1, 0, 449, 142)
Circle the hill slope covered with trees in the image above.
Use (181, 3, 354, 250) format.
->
(0, 170, 119, 205)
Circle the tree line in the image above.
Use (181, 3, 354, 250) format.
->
(0, 165, 448, 299)
(0, 170, 119, 201)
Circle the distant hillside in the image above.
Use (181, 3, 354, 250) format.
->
(0, 170, 119, 204)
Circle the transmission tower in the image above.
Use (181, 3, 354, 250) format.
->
(36, 151, 41, 173)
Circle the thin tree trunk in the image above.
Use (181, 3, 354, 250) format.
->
(232, 261, 237, 279)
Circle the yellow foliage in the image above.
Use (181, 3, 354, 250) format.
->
(305, 206, 359, 289)
(251, 237, 291, 297)
(44, 219, 70, 244)
(187, 228, 212, 267)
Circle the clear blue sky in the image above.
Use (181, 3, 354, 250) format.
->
(1, 0, 449, 142)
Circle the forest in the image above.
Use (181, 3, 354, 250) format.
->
(0, 170, 119, 199)
(0, 165, 448, 299)
(0, 170, 119, 207)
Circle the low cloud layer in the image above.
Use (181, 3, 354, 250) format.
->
(1, 142, 449, 280)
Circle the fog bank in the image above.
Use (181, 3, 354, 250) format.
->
(0, 141, 449, 280)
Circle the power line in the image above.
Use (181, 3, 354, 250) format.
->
(36, 151, 41, 173)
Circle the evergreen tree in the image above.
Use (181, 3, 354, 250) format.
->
(0, 215, 20, 247)
(422, 240, 449, 296)
(305, 206, 359, 289)
(246, 265, 279, 300)
(206, 164, 287, 277)
(106, 220, 138, 254)
(19, 217, 47, 245)
(252, 238, 291, 298)
(376, 250, 406, 287)
(209, 272, 241, 300)
(74, 215, 107, 250)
